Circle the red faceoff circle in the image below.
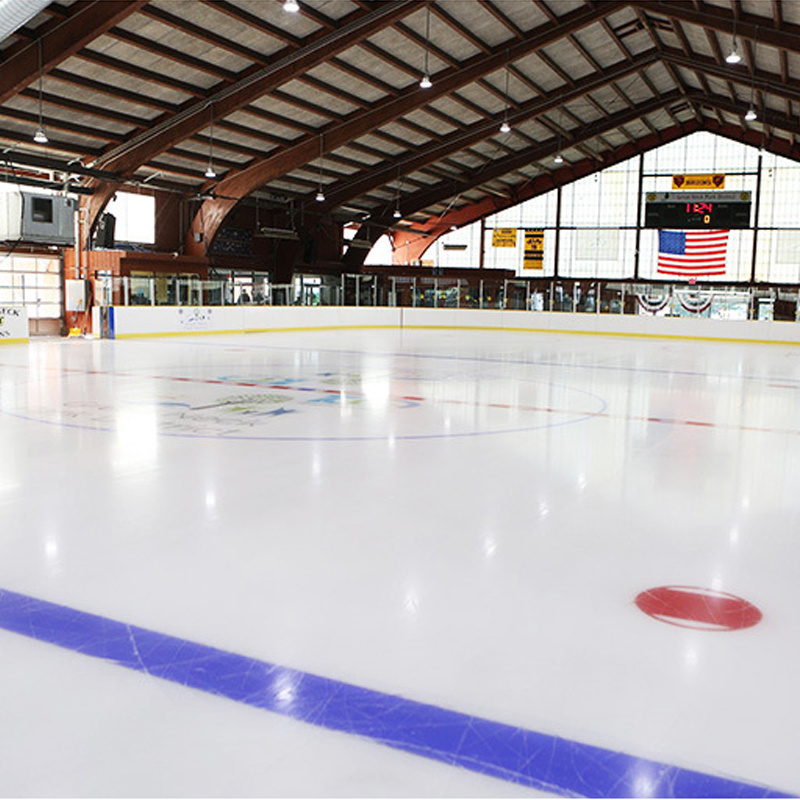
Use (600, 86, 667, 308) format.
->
(635, 585, 762, 631)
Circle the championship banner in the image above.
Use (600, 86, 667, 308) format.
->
(672, 174, 725, 190)
(492, 228, 517, 247)
(523, 230, 544, 270)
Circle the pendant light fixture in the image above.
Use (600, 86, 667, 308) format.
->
(315, 134, 325, 202)
(284, 0, 300, 12)
(744, 27, 758, 121)
(419, 6, 432, 89)
(499, 59, 511, 133)
(33, 39, 48, 144)
(553, 100, 563, 164)
(726, 16, 741, 64)
(205, 107, 216, 179)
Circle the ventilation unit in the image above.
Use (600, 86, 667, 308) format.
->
(0, 190, 76, 245)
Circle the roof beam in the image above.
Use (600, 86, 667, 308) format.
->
(310, 50, 661, 215)
(186, 0, 627, 253)
(384, 120, 702, 266)
(0, 0, 148, 105)
(92, 0, 421, 176)
(635, 1, 800, 50)
(357, 91, 685, 235)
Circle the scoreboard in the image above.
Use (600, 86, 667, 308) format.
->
(644, 191, 752, 229)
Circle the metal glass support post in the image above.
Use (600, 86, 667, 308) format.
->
(750, 149, 763, 283)
(149, 277, 155, 306)
(123, 276, 129, 307)
(634, 154, 643, 280)
(433, 279, 438, 308)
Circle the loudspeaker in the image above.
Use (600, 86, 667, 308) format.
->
(94, 213, 116, 248)
(302, 236, 317, 265)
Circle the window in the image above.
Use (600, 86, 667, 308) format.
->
(0, 255, 61, 318)
(106, 192, 155, 244)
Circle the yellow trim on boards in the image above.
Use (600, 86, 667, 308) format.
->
(112, 321, 800, 347)
(0, 337, 29, 345)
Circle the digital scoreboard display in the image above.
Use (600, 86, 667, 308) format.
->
(644, 191, 752, 229)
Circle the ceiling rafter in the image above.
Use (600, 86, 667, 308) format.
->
(302, 50, 661, 217)
(0, 0, 148, 105)
(184, 1, 627, 251)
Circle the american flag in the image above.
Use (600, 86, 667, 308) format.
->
(657, 229, 728, 276)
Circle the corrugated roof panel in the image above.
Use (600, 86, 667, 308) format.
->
(116, 16, 254, 73)
(378, 121, 434, 147)
(226, 109, 306, 142)
(40, 75, 165, 122)
(62, 55, 194, 106)
(149, 0, 287, 58)
(426, 97, 484, 126)
(487, 0, 548, 32)
(280, 79, 360, 117)
(335, 45, 415, 90)
(401, 109, 456, 137)
(513, 53, 568, 93)
(250, 95, 331, 128)
(90, 34, 221, 90)
(434, 2, 514, 49)
(352, 134, 402, 157)
(304, 63, 389, 105)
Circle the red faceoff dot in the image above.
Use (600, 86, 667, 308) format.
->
(635, 586, 762, 631)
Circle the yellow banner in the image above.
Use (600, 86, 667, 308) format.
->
(672, 174, 725, 190)
(492, 228, 518, 247)
(523, 230, 544, 270)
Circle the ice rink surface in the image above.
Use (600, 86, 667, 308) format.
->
(0, 328, 798, 798)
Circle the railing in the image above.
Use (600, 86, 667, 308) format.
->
(94, 274, 800, 322)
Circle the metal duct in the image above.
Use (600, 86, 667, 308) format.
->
(0, 0, 51, 44)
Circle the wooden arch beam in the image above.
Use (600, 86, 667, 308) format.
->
(343, 92, 689, 266)
(185, 0, 627, 255)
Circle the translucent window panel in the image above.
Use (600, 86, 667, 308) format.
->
(106, 192, 155, 244)
(0, 254, 61, 316)
(561, 166, 639, 227)
(428, 224, 481, 267)
(482, 228, 556, 276)
(486, 190, 558, 229)
(559, 229, 636, 278)
(643, 131, 760, 174)
(639, 228, 754, 282)
(758, 165, 800, 228)
(753, 229, 800, 283)
(364, 234, 393, 265)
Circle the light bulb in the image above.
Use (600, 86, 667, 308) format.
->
(726, 45, 742, 64)
(500, 120, 511, 133)
(393, 208, 402, 219)
(419, 74, 432, 89)
(315, 189, 325, 202)
(554, 153, 564, 164)
(744, 107, 757, 121)
(205, 164, 216, 179)
(284, 0, 299, 12)
(33, 127, 48, 144)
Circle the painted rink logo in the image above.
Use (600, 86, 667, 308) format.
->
(635, 585, 762, 631)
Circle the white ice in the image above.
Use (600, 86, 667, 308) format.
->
(0, 328, 797, 797)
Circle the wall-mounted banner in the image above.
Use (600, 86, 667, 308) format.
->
(523, 230, 544, 270)
(492, 228, 518, 247)
(672, 174, 725, 190)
